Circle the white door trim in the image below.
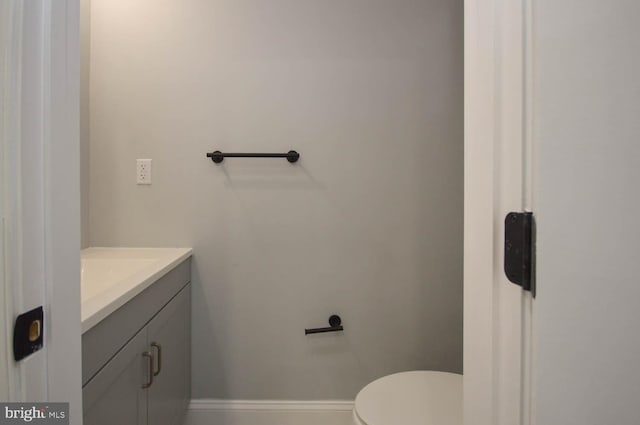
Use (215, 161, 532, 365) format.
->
(42, 0, 82, 420)
(1, 0, 27, 401)
(0, 0, 19, 402)
(464, 0, 534, 424)
(1, 0, 81, 420)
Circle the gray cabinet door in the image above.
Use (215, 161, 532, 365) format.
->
(147, 285, 190, 425)
(83, 329, 148, 425)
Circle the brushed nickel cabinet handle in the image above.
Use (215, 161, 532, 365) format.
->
(151, 342, 162, 376)
(142, 351, 154, 388)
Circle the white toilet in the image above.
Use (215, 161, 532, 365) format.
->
(352, 371, 462, 425)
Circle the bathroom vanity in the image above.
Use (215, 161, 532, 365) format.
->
(80, 248, 192, 425)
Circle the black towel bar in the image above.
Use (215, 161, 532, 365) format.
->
(206, 150, 300, 164)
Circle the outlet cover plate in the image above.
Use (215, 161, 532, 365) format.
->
(137, 159, 152, 184)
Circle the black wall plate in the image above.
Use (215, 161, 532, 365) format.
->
(13, 306, 44, 361)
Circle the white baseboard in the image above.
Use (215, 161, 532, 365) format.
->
(184, 399, 355, 425)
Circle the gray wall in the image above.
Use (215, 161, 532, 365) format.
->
(88, 0, 463, 399)
(534, 0, 640, 423)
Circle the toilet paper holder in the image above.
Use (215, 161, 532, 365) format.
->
(304, 315, 344, 335)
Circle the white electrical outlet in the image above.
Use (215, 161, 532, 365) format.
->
(137, 159, 152, 184)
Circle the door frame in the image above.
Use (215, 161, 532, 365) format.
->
(0, 0, 12, 401)
(464, 0, 534, 424)
(46, 0, 82, 419)
(2, 0, 535, 422)
(1, 0, 82, 421)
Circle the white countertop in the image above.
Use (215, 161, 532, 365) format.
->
(81, 247, 192, 333)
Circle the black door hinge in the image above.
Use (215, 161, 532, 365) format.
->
(504, 212, 536, 297)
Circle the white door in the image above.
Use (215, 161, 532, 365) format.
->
(465, 1, 640, 424)
(0, 0, 82, 422)
(0, 0, 9, 400)
(4, 0, 50, 401)
(532, 1, 640, 423)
